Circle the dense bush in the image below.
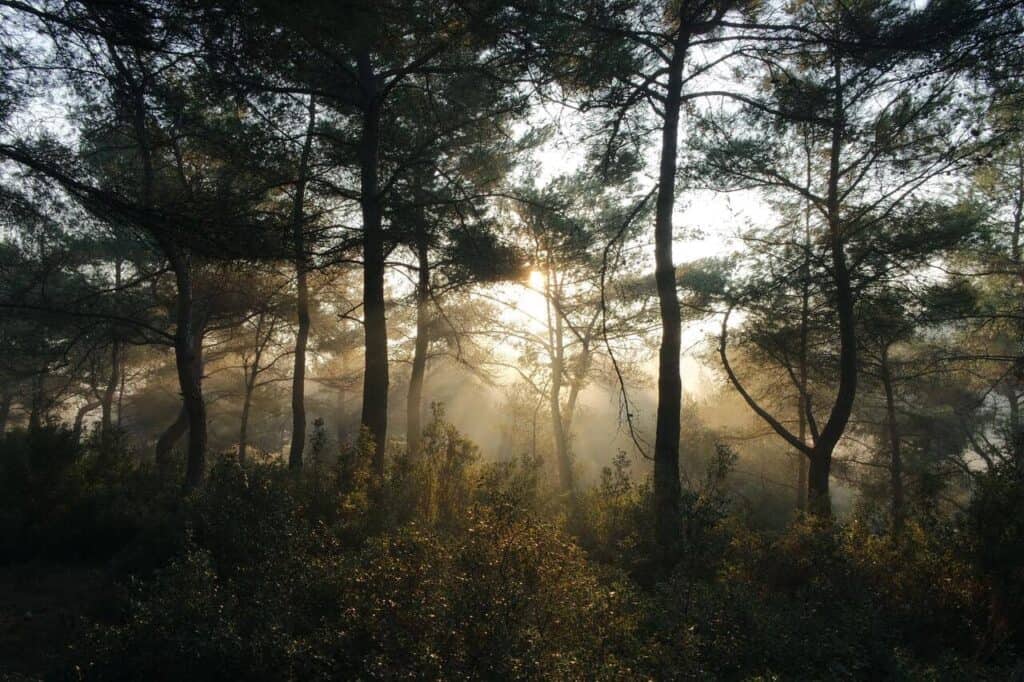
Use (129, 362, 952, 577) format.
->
(2, 419, 1022, 680)
(82, 457, 662, 680)
(0, 427, 176, 564)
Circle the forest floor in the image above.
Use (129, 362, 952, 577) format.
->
(0, 562, 109, 680)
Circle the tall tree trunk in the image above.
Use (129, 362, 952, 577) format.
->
(101, 260, 122, 442)
(805, 53, 858, 516)
(807, 454, 831, 510)
(797, 404, 809, 511)
(1011, 149, 1024, 472)
(28, 373, 45, 431)
(0, 392, 10, 435)
(652, 31, 688, 551)
(357, 51, 389, 477)
(101, 338, 120, 441)
(880, 345, 905, 533)
(168, 252, 207, 491)
(406, 223, 430, 456)
(289, 96, 317, 470)
(796, 130, 812, 513)
(238, 369, 255, 465)
(337, 351, 349, 446)
(546, 269, 575, 502)
(117, 369, 125, 430)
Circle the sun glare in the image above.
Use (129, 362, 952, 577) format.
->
(528, 269, 545, 290)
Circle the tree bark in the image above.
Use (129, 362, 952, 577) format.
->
(797, 402, 809, 511)
(880, 345, 905, 533)
(0, 392, 10, 435)
(101, 259, 122, 442)
(289, 96, 316, 470)
(652, 31, 688, 551)
(804, 52, 858, 516)
(127, 68, 207, 490)
(73, 401, 101, 442)
(238, 372, 255, 464)
(807, 453, 831, 509)
(171, 269, 207, 491)
(1011, 149, 1024, 472)
(797, 132, 813, 513)
(357, 51, 389, 477)
(155, 405, 188, 469)
(406, 222, 430, 456)
(545, 267, 575, 503)
(28, 373, 45, 432)
(101, 338, 120, 442)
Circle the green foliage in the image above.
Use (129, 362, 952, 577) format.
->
(0, 427, 176, 564)
(81, 451, 657, 680)
(1, 421, 1020, 680)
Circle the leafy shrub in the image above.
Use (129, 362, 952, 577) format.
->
(82, 458, 666, 680)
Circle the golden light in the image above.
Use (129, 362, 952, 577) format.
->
(528, 269, 545, 290)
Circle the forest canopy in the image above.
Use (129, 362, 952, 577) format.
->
(0, 0, 1023, 679)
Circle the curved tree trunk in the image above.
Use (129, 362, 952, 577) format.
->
(171, 253, 207, 491)
(155, 405, 188, 469)
(128, 71, 207, 490)
(73, 401, 101, 442)
(357, 51, 389, 477)
(652, 31, 688, 552)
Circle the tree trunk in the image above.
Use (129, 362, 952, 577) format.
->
(652, 31, 688, 551)
(807, 454, 831, 513)
(797, 405, 809, 512)
(357, 51, 389, 477)
(546, 270, 575, 502)
(796, 134, 812, 513)
(337, 351, 349, 446)
(117, 359, 125, 430)
(129, 73, 206, 490)
(239, 376, 254, 465)
(101, 338, 120, 442)
(289, 96, 316, 470)
(168, 254, 207, 491)
(804, 53, 858, 516)
(406, 224, 430, 456)
(153, 328, 206, 472)
(880, 345, 905, 533)
(28, 374, 45, 432)
(73, 401, 100, 442)
(1011, 150, 1024, 472)
(101, 260, 122, 443)
(155, 405, 188, 469)
(0, 392, 10, 435)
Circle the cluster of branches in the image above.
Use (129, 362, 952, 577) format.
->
(0, 0, 1020, 556)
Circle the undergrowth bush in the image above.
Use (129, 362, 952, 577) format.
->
(2, 415, 1021, 680)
